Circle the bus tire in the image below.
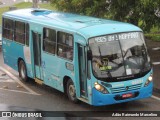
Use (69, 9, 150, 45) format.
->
(18, 60, 28, 82)
(67, 79, 78, 103)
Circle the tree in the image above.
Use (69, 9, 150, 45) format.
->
(107, 0, 160, 32)
(33, 0, 39, 8)
(50, 0, 160, 32)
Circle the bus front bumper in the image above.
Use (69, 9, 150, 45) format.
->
(92, 82, 153, 106)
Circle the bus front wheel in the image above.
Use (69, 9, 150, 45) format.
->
(18, 60, 28, 82)
(67, 79, 78, 103)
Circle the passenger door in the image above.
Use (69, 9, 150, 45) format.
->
(78, 44, 88, 98)
(32, 31, 42, 79)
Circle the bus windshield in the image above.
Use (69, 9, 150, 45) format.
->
(89, 32, 151, 81)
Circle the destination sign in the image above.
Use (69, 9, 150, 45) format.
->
(94, 32, 140, 43)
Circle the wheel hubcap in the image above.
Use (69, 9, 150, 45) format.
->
(69, 84, 75, 97)
(21, 65, 25, 79)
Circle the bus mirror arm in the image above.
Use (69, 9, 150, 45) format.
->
(87, 50, 92, 60)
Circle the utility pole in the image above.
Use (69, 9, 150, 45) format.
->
(32, 0, 39, 8)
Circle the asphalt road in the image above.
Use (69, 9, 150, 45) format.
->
(0, 50, 160, 120)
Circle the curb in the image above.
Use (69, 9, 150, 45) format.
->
(153, 87, 160, 94)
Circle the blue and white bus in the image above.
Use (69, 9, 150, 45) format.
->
(2, 8, 153, 106)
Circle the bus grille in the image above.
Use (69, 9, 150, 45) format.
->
(110, 83, 142, 94)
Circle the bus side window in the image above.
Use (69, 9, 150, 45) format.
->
(57, 32, 73, 60)
(43, 28, 56, 54)
(2, 18, 14, 40)
(14, 21, 25, 44)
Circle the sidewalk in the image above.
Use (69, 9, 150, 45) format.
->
(0, 0, 24, 8)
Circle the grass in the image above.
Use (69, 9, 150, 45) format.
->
(145, 26, 160, 41)
(139, 20, 160, 41)
(14, 2, 33, 8)
(144, 26, 160, 41)
(0, 2, 55, 25)
(145, 34, 160, 41)
(39, 3, 55, 10)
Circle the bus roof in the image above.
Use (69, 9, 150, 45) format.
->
(3, 8, 142, 38)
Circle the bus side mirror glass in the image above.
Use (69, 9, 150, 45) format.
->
(87, 50, 92, 60)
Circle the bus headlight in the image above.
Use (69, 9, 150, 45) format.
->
(94, 82, 108, 94)
(145, 75, 153, 87)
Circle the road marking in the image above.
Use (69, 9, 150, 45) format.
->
(0, 79, 15, 82)
(0, 88, 39, 95)
(152, 62, 160, 65)
(152, 47, 160, 51)
(0, 76, 10, 79)
(151, 95, 160, 101)
(0, 67, 41, 96)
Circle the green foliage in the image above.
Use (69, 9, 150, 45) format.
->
(51, 0, 160, 32)
(145, 34, 160, 41)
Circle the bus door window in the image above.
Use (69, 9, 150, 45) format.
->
(25, 23, 29, 46)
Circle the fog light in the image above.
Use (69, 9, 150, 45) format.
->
(94, 82, 108, 94)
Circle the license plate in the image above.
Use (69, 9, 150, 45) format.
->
(122, 93, 133, 99)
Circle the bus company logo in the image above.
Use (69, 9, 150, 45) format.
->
(2, 112, 11, 117)
(125, 86, 129, 91)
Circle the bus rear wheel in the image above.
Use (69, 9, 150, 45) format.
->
(67, 79, 78, 103)
(18, 60, 28, 82)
